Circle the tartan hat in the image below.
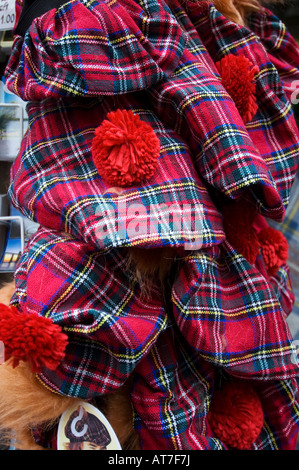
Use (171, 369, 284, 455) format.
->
(6, 0, 299, 251)
(1, 0, 299, 450)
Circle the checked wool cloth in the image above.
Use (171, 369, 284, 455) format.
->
(4, 0, 299, 449)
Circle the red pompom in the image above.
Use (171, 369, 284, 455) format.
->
(92, 109, 160, 187)
(216, 54, 259, 123)
(258, 226, 289, 276)
(0, 304, 68, 373)
(222, 199, 260, 264)
(208, 380, 264, 449)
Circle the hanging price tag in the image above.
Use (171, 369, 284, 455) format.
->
(0, 0, 15, 31)
(57, 402, 122, 450)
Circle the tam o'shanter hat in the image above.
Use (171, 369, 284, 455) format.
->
(0, 0, 299, 450)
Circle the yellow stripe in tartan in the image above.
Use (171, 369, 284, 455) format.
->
(22, 127, 94, 159)
(63, 179, 207, 227)
(172, 252, 282, 317)
(276, 22, 286, 50)
(279, 67, 299, 79)
(44, 32, 137, 47)
(262, 421, 279, 450)
(38, 244, 160, 338)
(27, 238, 63, 272)
(44, 252, 98, 319)
(281, 379, 299, 420)
(28, 172, 99, 216)
(282, 378, 299, 408)
(179, 340, 211, 435)
(225, 178, 277, 196)
(186, 44, 206, 55)
(107, 0, 118, 7)
(193, 14, 208, 29)
(199, 126, 249, 147)
(174, 89, 227, 133)
(217, 35, 263, 55)
(173, 301, 281, 318)
(264, 146, 298, 167)
(64, 313, 168, 362)
(199, 345, 293, 366)
(33, 171, 99, 196)
(64, 269, 137, 332)
(27, 239, 105, 318)
(173, 60, 209, 77)
(36, 374, 67, 396)
(61, 267, 167, 356)
(260, 380, 299, 448)
(23, 50, 86, 96)
(151, 348, 179, 450)
(12, 79, 20, 100)
(24, 129, 94, 155)
(247, 101, 292, 131)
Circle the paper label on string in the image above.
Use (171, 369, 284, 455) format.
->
(57, 401, 122, 450)
(0, 0, 15, 31)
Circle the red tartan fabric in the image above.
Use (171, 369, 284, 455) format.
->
(3, 0, 299, 450)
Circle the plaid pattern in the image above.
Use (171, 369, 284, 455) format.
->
(13, 227, 167, 396)
(4, 0, 299, 450)
(132, 330, 299, 450)
(172, 244, 296, 378)
(12, 227, 299, 450)
(6, 0, 299, 249)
